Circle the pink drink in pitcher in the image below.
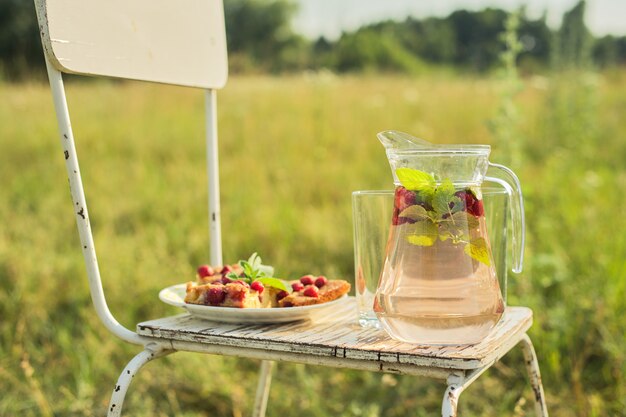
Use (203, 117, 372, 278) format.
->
(374, 131, 525, 345)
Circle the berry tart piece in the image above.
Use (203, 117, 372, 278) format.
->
(186, 253, 289, 308)
(196, 263, 244, 284)
(185, 281, 262, 308)
(278, 275, 351, 307)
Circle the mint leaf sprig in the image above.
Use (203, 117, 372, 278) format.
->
(395, 168, 491, 266)
(225, 253, 289, 292)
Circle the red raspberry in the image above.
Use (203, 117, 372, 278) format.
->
(314, 276, 328, 288)
(291, 282, 305, 292)
(303, 286, 319, 298)
(197, 264, 214, 278)
(276, 290, 289, 301)
(250, 281, 264, 293)
(391, 206, 401, 226)
(206, 287, 226, 305)
(230, 287, 246, 302)
(470, 200, 484, 217)
(221, 276, 232, 284)
(455, 190, 473, 209)
(221, 265, 234, 274)
(455, 190, 484, 217)
(300, 275, 315, 285)
(394, 186, 416, 212)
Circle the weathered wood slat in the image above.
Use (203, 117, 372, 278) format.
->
(137, 298, 532, 371)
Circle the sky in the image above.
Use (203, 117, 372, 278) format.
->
(292, 0, 626, 40)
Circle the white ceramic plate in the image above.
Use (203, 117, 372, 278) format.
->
(159, 284, 349, 324)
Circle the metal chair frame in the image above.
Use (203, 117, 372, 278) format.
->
(34, 1, 549, 415)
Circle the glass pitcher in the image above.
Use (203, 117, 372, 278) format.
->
(373, 131, 525, 345)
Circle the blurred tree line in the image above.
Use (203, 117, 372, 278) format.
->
(1, 0, 624, 80)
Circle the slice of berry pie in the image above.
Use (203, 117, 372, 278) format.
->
(185, 281, 263, 308)
(277, 275, 351, 307)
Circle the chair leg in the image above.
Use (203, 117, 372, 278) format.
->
(252, 360, 275, 417)
(441, 334, 548, 417)
(441, 383, 463, 417)
(519, 334, 549, 417)
(107, 346, 173, 417)
(441, 367, 488, 417)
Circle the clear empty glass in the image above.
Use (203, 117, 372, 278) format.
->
(352, 191, 393, 328)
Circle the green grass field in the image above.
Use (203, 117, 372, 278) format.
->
(1, 72, 625, 416)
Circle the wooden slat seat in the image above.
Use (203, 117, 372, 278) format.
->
(137, 300, 532, 377)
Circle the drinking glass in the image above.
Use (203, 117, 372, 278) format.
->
(352, 191, 393, 328)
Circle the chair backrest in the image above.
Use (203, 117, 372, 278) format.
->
(35, 0, 228, 88)
(35, 0, 228, 345)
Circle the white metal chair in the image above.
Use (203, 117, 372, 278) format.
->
(35, 1, 549, 416)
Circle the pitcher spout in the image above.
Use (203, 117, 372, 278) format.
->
(377, 130, 433, 151)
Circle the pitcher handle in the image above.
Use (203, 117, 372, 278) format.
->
(485, 163, 525, 274)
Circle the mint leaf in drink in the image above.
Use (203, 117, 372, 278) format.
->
(439, 212, 466, 242)
(405, 220, 438, 246)
(447, 211, 479, 230)
(438, 178, 455, 198)
(396, 168, 436, 192)
(399, 205, 430, 221)
(464, 238, 491, 266)
(407, 235, 437, 246)
(417, 188, 435, 204)
(254, 277, 289, 292)
(433, 179, 456, 216)
(449, 196, 464, 214)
